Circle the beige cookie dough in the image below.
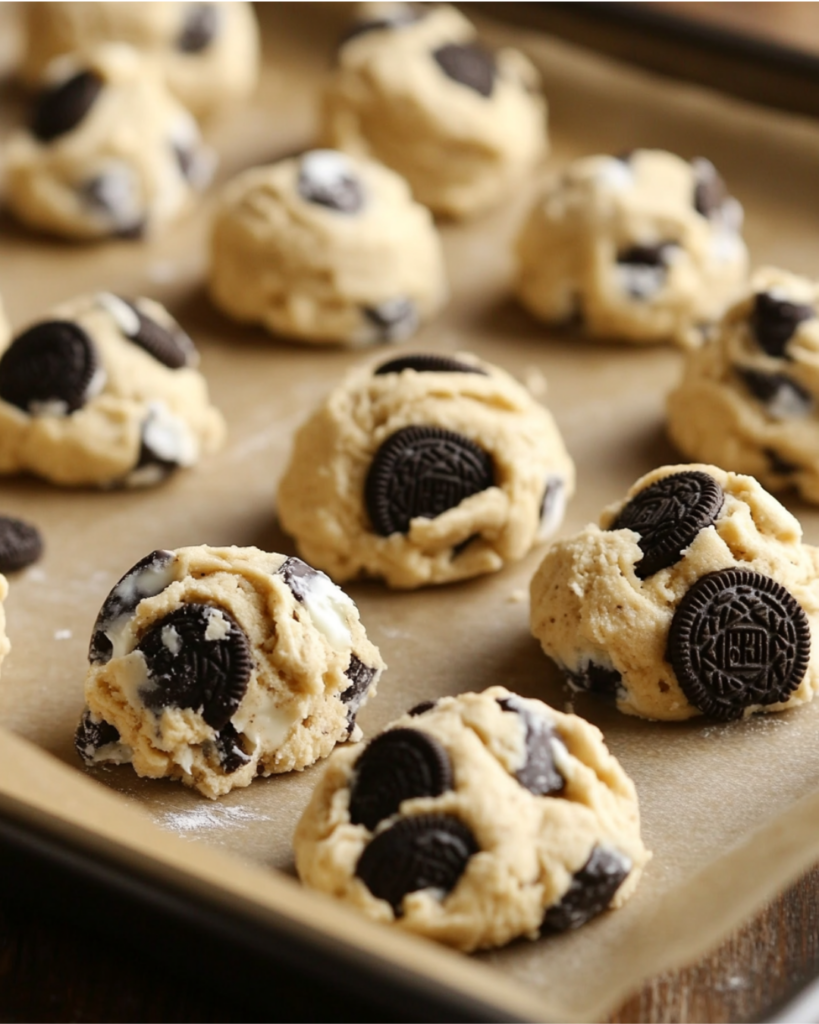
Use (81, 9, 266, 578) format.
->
(277, 353, 575, 588)
(76, 546, 385, 800)
(516, 150, 749, 346)
(22, 2, 260, 118)
(295, 687, 649, 951)
(324, 3, 547, 219)
(0, 295, 9, 350)
(0, 574, 9, 679)
(209, 150, 447, 345)
(530, 464, 819, 721)
(6, 44, 215, 241)
(0, 292, 225, 487)
(668, 267, 819, 502)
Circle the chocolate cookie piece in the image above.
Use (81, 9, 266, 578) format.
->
(541, 846, 631, 932)
(374, 354, 487, 377)
(0, 515, 43, 573)
(355, 813, 478, 913)
(297, 151, 364, 214)
(432, 43, 496, 98)
(214, 722, 251, 774)
(667, 567, 811, 720)
(341, 654, 377, 733)
(610, 470, 724, 579)
(363, 298, 418, 341)
(120, 300, 196, 369)
(738, 368, 813, 418)
(765, 448, 799, 477)
(365, 426, 494, 536)
(692, 158, 728, 219)
(74, 708, 121, 765)
(178, 3, 219, 52)
(349, 728, 453, 831)
(565, 662, 623, 701)
(80, 167, 144, 237)
(31, 70, 103, 142)
(616, 243, 674, 300)
(498, 696, 564, 796)
(407, 700, 438, 717)
(340, 6, 422, 46)
(752, 292, 814, 358)
(138, 603, 253, 730)
(276, 556, 320, 602)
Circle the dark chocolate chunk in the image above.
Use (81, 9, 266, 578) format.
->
(81, 170, 144, 237)
(617, 244, 668, 267)
(667, 567, 810, 721)
(276, 556, 320, 602)
(451, 533, 478, 558)
(341, 654, 377, 733)
(765, 448, 799, 476)
(610, 470, 724, 579)
(752, 292, 814, 358)
(498, 696, 564, 796)
(541, 846, 631, 933)
(74, 708, 121, 765)
(363, 299, 418, 341)
(565, 662, 622, 701)
(737, 368, 812, 418)
(355, 813, 477, 913)
(214, 722, 251, 774)
(365, 426, 494, 536)
(0, 320, 100, 416)
(89, 549, 176, 664)
(349, 728, 453, 831)
(178, 3, 219, 52)
(118, 299, 195, 369)
(374, 354, 487, 377)
(31, 70, 103, 142)
(692, 157, 727, 218)
(0, 515, 43, 573)
(297, 152, 364, 214)
(408, 700, 438, 717)
(138, 603, 252, 730)
(432, 43, 496, 98)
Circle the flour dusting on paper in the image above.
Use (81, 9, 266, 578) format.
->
(158, 804, 272, 835)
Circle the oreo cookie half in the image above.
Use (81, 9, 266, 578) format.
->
(99, 294, 196, 369)
(541, 846, 632, 932)
(0, 320, 102, 416)
(214, 722, 251, 775)
(355, 813, 478, 913)
(374, 354, 487, 377)
(432, 43, 496, 98)
(610, 471, 725, 579)
(0, 515, 43, 573)
(31, 70, 103, 142)
(349, 728, 453, 831)
(297, 151, 364, 214)
(365, 426, 494, 536)
(752, 292, 814, 358)
(497, 696, 564, 796)
(178, 3, 219, 52)
(667, 567, 811, 720)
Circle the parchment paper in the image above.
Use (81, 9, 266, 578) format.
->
(3, 4, 819, 1020)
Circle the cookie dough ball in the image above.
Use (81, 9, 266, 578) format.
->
(516, 150, 749, 346)
(0, 295, 9, 350)
(530, 464, 819, 721)
(22, 3, 260, 118)
(5, 44, 215, 240)
(76, 546, 385, 799)
(325, 4, 547, 219)
(668, 268, 819, 502)
(277, 353, 575, 588)
(209, 150, 447, 345)
(0, 292, 225, 487)
(295, 687, 649, 951)
(0, 574, 9, 679)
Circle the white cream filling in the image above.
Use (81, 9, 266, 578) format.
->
(538, 475, 567, 540)
(161, 625, 181, 655)
(103, 558, 177, 660)
(298, 572, 355, 652)
(231, 689, 300, 751)
(97, 292, 140, 336)
(142, 401, 198, 467)
(204, 608, 231, 641)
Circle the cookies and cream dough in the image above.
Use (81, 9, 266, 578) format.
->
(668, 268, 819, 503)
(209, 150, 447, 345)
(0, 296, 9, 351)
(325, 3, 547, 219)
(516, 150, 749, 346)
(295, 687, 649, 951)
(76, 546, 385, 799)
(0, 292, 225, 488)
(22, 2, 260, 118)
(277, 353, 575, 588)
(5, 44, 215, 241)
(0, 574, 8, 680)
(530, 464, 819, 722)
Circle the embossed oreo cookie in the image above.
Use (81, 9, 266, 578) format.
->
(365, 426, 494, 536)
(752, 292, 814, 358)
(0, 515, 43, 573)
(541, 846, 631, 933)
(432, 43, 496, 98)
(374, 353, 487, 376)
(31, 70, 103, 142)
(610, 470, 724, 579)
(668, 567, 811, 720)
(498, 696, 564, 796)
(349, 728, 453, 831)
(355, 813, 477, 913)
(297, 151, 364, 214)
(178, 3, 219, 52)
(0, 320, 102, 416)
(137, 603, 253, 730)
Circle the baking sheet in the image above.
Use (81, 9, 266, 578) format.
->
(4, 3, 819, 1020)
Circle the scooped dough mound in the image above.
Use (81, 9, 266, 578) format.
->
(0, 574, 9, 679)
(530, 464, 819, 721)
(516, 149, 749, 346)
(294, 686, 649, 951)
(277, 352, 575, 588)
(76, 546, 385, 799)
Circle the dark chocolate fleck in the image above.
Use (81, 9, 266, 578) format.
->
(0, 515, 43, 573)
(407, 700, 438, 717)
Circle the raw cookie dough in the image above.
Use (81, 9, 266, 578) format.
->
(530, 463, 819, 721)
(0, 292, 225, 487)
(0, 573, 9, 680)
(0, 295, 9, 350)
(277, 352, 575, 588)
(516, 150, 749, 346)
(5, 44, 215, 240)
(209, 150, 447, 345)
(22, 2, 260, 118)
(76, 546, 385, 799)
(294, 687, 649, 951)
(668, 267, 819, 502)
(324, 3, 547, 219)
